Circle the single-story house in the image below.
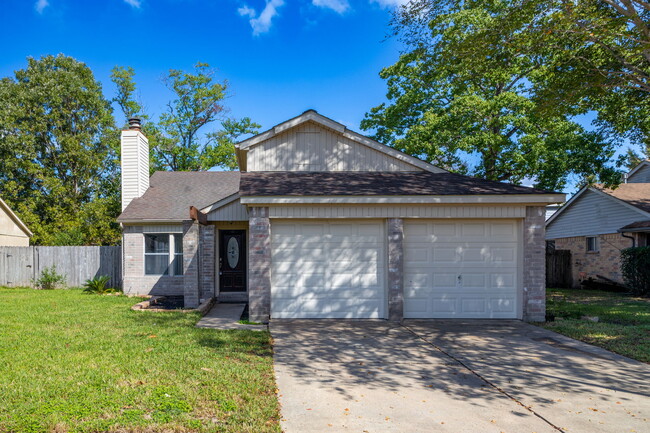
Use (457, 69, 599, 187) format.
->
(117, 111, 564, 322)
(0, 198, 32, 246)
(546, 160, 650, 287)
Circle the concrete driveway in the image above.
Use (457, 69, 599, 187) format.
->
(271, 320, 650, 433)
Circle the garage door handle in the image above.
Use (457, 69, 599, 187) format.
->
(457, 275, 462, 287)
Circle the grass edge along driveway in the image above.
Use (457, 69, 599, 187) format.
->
(0, 287, 280, 433)
(542, 288, 650, 363)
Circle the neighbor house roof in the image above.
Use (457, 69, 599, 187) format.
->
(239, 171, 557, 197)
(0, 198, 33, 237)
(619, 220, 650, 232)
(118, 171, 240, 222)
(595, 183, 650, 213)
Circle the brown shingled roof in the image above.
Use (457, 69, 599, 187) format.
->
(239, 171, 554, 196)
(118, 171, 240, 222)
(596, 183, 650, 214)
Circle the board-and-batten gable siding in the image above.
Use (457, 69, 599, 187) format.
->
(546, 189, 648, 239)
(246, 121, 422, 172)
(268, 205, 526, 219)
(207, 199, 249, 221)
(628, 163, 650, 183)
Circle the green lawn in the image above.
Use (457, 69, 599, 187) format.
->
(0, 288, 280, 433)
(542, 288, 650, 363)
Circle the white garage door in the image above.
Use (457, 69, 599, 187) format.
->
(404, 220, 520, 319)
(271, 221, 385, 319)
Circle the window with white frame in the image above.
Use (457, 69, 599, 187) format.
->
(586, 236, 599, 253)
(144, 233, 183, 275)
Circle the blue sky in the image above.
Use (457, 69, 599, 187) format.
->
(1, 0, 405, 131)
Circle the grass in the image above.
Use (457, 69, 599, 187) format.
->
(0, 287, 280, 433)
(542, 288, 650, 363)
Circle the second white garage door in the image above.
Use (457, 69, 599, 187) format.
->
(271, 221, 386, 319)
(404, 220, 520, 319)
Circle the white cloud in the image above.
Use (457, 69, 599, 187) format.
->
(239, 0, 285, 36)
(370, 0, 409, 8)
(313, 0, 350, 14)
(35, 0, 49, 14)
(123, 0, 142, 8)
(237, 5, 256, 18)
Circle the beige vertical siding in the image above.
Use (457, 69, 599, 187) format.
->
(207, 200, 249, 221)
(247, 121, 422, 172)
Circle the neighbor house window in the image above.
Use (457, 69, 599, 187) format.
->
(586, 236, 599, 253)
(144, 234, 183, 275)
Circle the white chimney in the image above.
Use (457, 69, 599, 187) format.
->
(121, 117, 149, 211)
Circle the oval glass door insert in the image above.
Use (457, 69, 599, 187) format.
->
(227, 237, 239, 268)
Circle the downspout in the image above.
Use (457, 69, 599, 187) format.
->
(620, 231, 636, 248)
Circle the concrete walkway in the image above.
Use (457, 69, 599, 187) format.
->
(196, 303, 266, 331)
(271, 320, 650, 433)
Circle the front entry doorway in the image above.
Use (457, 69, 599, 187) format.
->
(219, 230, 246, 292)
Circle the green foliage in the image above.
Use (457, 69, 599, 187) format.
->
(0, 54, 121, 245)
(82, 275, 120, 294)
(363, 0, 624, 190)
(621, 247, 650, 296)
(111, 63, 259, 171)
(34, 265, 66, 290)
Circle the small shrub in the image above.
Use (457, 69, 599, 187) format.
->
(34, 266, 67, 290)
(621, 246, 650, 296)
(83, 275, 120, 294)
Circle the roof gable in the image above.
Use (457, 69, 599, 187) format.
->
(0, 198, 32, 237)
(236, 110, 446, 173)
(627, 160, 650, 183)
(546, 186, 650, 238)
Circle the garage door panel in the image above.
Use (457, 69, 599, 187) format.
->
(271, 221, 386, 319)
(404, 220, 519, 319)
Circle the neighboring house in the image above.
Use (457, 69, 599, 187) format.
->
(0, 198, 32, 246)
(117, 111, 564, 322)
(546, 160, 650, 287)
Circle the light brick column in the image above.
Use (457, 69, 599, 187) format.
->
(199, 224, 215, 302)
(523, 206, 546, 322)
(249, 207, 271, 323)
(183, 220, 200, 309)
(387, 218, 404, 321)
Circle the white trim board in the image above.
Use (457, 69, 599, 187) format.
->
(240, 194, 565, 205)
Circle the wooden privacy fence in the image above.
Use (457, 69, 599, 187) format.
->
(546, 249, 572, 288)
(0, 246, 122, 288)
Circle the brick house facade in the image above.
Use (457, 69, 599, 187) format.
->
(118, 112, 563, 322)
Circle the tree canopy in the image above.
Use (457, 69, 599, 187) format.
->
(0, 54, 120, 245)
(111, 63, 259, 171)
(362, 0, 646, 190)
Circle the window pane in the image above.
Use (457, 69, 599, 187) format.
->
(173, 254, 184, 276)
(145, 254, 169, 275)
(174, 234, 183, 253)
(145, 234, 169, 253)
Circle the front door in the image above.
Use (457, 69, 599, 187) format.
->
(219, 230, 246, 292)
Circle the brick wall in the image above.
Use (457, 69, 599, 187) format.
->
(523, 206, 546, 322)
(183, 221, 200, 308)
(248, 207, 271, 323)
(555, 233, 637, 286)
(387, 218, 404, 322)
(122, 225, 185, 296)
(199, 224, 215, 302)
